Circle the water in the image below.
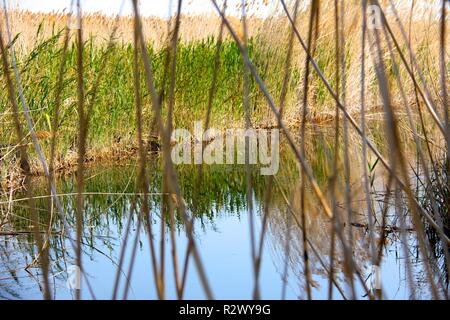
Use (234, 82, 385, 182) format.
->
(0, 139, 445, 300)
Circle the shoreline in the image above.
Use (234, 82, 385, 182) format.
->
(0, 108, 434, 193)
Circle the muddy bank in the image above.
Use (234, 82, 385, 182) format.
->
(0, 137, 161, 193)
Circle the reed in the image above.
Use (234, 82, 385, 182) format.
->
(0, 0, 449, 300)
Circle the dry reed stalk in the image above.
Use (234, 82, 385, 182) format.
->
(133, 11, 163, 298)
(283, 0, 450, 249)
(132, 0, 213, 299)
(217, 0, 374, 297)
(1, 0, 448, 300)
(298, 0, 319, 300)
(360, 0, 378, 297)
(0, 26, 52, 299)
(367, 3, 439, 297)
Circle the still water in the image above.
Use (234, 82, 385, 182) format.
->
(0, 137, 444, 300)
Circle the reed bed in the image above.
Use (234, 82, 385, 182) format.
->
(0, 0, 449, 300)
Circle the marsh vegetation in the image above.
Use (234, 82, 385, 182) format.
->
(0, 0, 449, 300)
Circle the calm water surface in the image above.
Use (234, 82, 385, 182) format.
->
(0, 137, 443, 300)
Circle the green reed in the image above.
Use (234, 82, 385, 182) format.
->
(0, 31, 290, 160)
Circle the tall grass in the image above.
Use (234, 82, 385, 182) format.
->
(0, 32, 290, 164)
(0, 0, 449, 300)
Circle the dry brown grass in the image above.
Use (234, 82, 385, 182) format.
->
(0, 9, 271, 50)
(0, 4, 446, 118)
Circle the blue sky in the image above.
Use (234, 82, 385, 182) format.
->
(10, 0, 276, 17)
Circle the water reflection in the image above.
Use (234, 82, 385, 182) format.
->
(0, 129, 445, 299)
